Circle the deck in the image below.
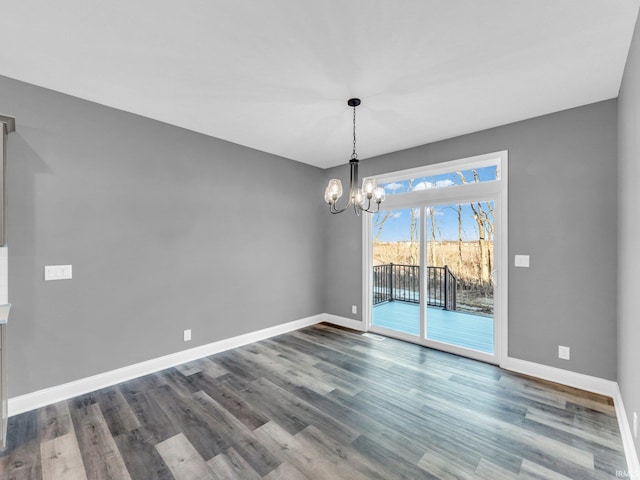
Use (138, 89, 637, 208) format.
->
(372, 301, 494, 354)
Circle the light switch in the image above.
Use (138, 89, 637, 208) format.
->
(44, 265, 73, 281)
(514, 255, 530, 268)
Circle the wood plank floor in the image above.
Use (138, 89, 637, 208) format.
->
(0, 323, 628, 479)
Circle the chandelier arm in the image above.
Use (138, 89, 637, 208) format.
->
(330, 187, 354, 214)
(330, 200, 351, 214)
(332, 197, 379, 215)
(361, 198, 381, 214)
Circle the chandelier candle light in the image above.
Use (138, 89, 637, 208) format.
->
(324, 98, 386, 215)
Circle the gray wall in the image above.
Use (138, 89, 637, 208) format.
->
(618, 11, 640, 460)
(0, 75, 325, 397)
(323, 100, 618, 380)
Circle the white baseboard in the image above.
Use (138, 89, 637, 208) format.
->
(501, 356, 618, 397)
(8, 314, 324, 417)
(322, 313, 367, 331)
(613, 385, 640, 479)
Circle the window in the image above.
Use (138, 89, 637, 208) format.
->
(379, 164, 499, 195)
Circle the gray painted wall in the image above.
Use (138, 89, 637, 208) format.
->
(323, 100, 618, 380)
(0, 75, 325, 397)
(618, 11, 640, 460)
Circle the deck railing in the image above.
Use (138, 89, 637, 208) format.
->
(373, 263, 457, 310)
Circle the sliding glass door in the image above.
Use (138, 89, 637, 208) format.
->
(365, 151, 506, 364)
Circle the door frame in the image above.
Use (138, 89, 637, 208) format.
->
(362, 151, 508, 365)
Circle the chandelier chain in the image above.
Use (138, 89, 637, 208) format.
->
(351, 104, 357, 159)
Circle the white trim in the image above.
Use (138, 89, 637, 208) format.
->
(362, 213, 373, 334)
(500, 356, 617, 397)
(373, 150, 504, 185)
(419, 206, 426, 341)
(498, 156, 509, 367)
(613, 384, 640, 479)
(322, 313, 367, 332)
(8, 314, 324, 416)
(381, 180, 500, 210)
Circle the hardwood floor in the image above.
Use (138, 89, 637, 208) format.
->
(0, 323, 628, 479)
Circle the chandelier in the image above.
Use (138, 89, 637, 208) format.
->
(324, 98, 386, 215)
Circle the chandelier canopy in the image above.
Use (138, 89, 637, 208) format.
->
(324, 98, 386, 215)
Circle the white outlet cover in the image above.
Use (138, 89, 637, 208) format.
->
(558, 345, 570, 360)
(514, 255, 530, 268)
(352, 305, 358, 314)
(183, 329, 192, 342)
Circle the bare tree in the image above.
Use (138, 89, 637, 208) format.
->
(373, 211, 393, 242)
(445, 204, 464, 274)
(472, 202, 491, 284)
(456, 170, 493, 285)
(408, 180, 419, 264)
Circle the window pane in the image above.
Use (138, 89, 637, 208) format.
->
(372, 208, 420, 337)
(380, 165, 499, 196)
(425, 201, 494, 354)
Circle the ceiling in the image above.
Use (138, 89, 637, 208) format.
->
(1, 1, 638, 169)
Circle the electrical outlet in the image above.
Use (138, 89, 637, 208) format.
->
(558, 345, 570, 360)
(183, 329, 192, 342)
(352, 305, 358, 314)
(634, 412, 638, 438)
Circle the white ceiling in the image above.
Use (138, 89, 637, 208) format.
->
(1, 1, 638, 168)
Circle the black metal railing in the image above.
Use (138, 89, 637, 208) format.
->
(373, 263, 457, 310)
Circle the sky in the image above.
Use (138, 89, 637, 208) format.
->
(374, 166, 497, 242)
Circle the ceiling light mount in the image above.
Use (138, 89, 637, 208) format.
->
(324, 98, 385, 215)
